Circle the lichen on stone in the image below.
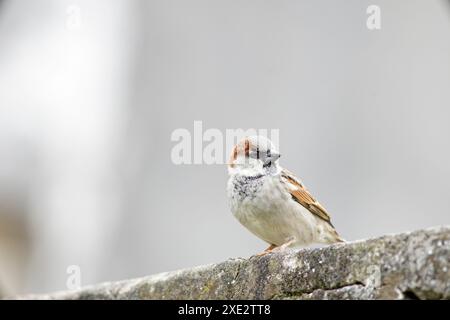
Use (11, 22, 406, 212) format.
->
(14, 226, 450, 300)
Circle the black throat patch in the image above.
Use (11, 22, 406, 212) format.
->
(232, 174, 265, 201)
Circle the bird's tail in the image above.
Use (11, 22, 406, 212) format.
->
(328, 228, 346, 244)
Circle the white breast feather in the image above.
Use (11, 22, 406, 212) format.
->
(228, 174, 323, 247)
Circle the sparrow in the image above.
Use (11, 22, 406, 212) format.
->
(227, 136, 344, 255)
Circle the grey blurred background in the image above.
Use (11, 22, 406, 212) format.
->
(0, 0, 449, 295)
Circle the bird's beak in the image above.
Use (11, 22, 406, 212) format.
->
(270, 152, 281, 161)
(264, 153, 281, 166)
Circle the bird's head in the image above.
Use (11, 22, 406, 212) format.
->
(228, 135, 281, 176)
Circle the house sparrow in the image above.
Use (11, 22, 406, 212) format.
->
(227, 136, 344, 255)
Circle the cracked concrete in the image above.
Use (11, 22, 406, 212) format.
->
(14, 226, 450, 300)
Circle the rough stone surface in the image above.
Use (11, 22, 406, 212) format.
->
(16, 226, 450, 300)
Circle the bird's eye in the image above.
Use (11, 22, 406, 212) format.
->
(267, 149, 271, 157)
(256, 148, 260, 159)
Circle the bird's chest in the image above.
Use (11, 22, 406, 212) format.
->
(228, 175, 264, 203)
(228, 174, 289, 218)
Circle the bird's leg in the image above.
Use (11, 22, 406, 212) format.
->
(272, 238, 296, 252)
(255, 244, 277, 257)
(264, 243, 277, 252)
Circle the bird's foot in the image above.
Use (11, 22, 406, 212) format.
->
(254, 244, 277, 257)
(271, 238, 295, 253)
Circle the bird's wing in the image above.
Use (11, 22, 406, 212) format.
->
(281, 169, 334, 227)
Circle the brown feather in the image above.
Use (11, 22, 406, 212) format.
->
(229, 145, 238, 168)
(244, 139, 250, 157)
(281, 169, 334, 228)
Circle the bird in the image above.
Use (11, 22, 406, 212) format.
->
(227, 136, 344, 255)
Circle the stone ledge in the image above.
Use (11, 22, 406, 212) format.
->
(16, 226, 450, 299)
